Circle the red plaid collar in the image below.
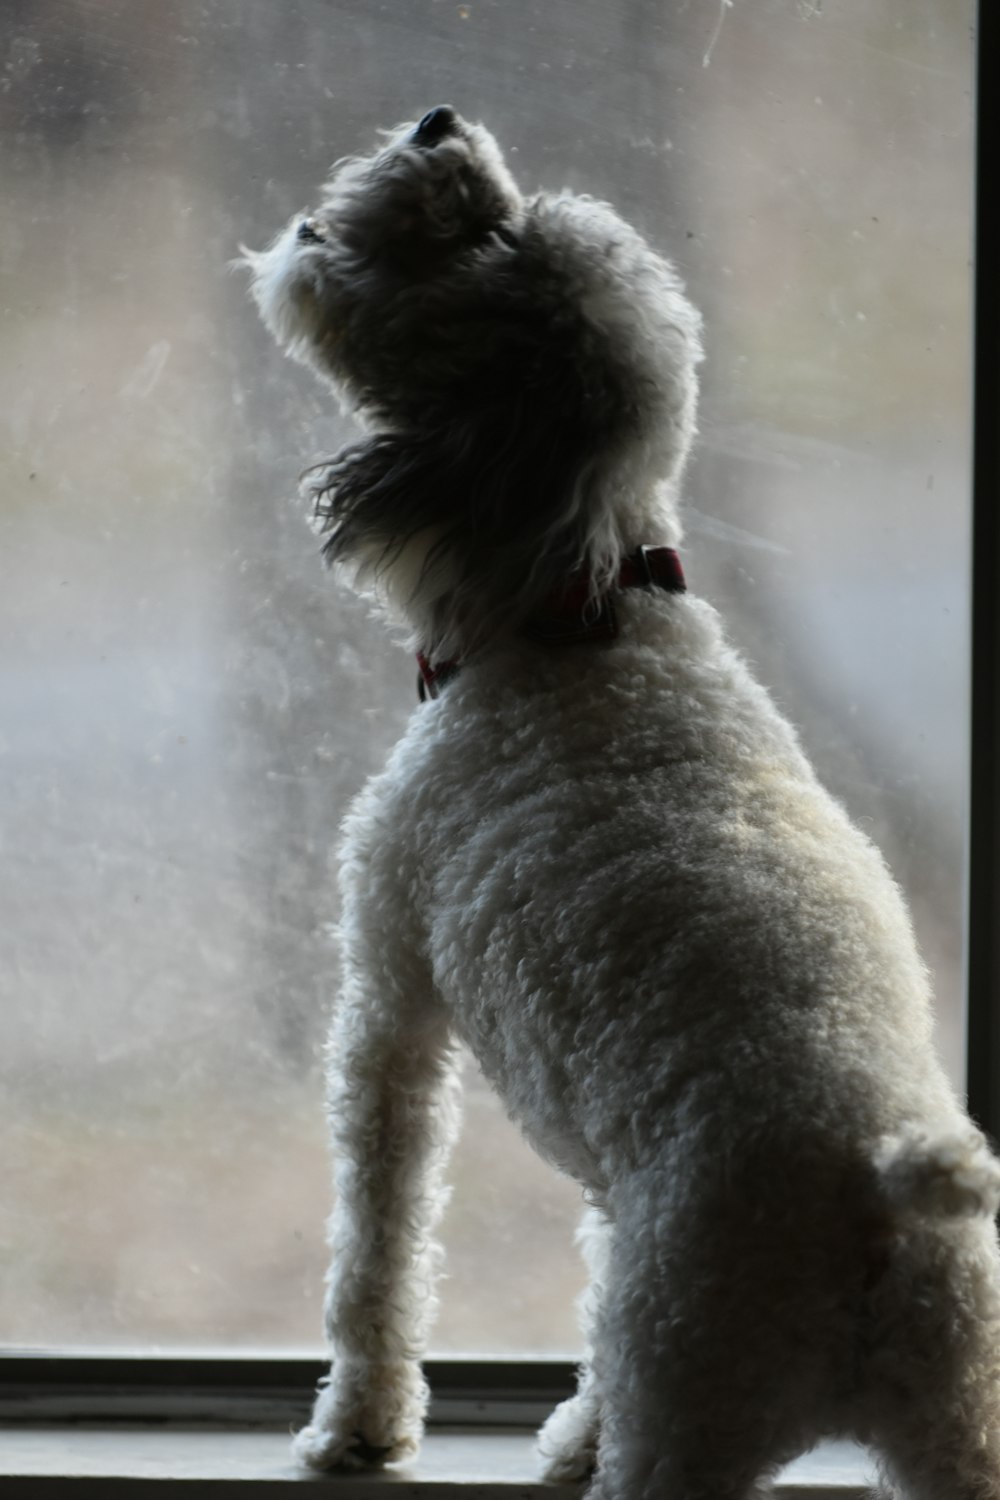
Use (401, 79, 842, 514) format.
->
(417, 545, 685, 701)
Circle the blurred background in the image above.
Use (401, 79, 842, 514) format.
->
(0, 0, 975, 1353)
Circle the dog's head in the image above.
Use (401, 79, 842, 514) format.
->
(246, 108, 703, 657)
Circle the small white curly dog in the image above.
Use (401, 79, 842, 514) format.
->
(246, 107, 1000, 1499)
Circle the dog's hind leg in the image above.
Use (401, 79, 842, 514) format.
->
(584, 1168, 814, 1500)
(292, 867, 462, 1472)
(862, 1216, 1000, 1500)
(537, 1203, 612, 1481)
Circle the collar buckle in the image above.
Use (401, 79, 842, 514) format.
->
(634, 544, 656, 588)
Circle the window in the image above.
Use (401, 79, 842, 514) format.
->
(0, 0, 981, 1383)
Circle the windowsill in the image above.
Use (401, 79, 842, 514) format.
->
(0, 1359, 871, 1494)
(0, 1426, 869, 1496)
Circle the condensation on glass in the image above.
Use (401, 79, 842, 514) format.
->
(0, 2, 974, 1352)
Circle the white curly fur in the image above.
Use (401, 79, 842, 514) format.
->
(247, 108, 1000, 1499)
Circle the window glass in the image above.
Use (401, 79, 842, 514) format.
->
(0, 0, 974, 1352)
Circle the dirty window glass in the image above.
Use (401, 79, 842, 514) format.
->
(0, 0, 974, 1352)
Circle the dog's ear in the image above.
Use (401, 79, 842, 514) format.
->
(305, 432, 451, 570)
(304, 381, 622, 657)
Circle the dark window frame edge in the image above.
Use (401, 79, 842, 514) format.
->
(966, 0, 998, 1140)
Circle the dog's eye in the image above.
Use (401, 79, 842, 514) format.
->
(297, 220, 326, 246)
(413, 105, 457, 145)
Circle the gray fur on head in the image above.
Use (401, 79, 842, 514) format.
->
(245, 108, 704, 659)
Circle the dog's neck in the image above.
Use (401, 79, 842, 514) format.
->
(416, 545, 686, 700)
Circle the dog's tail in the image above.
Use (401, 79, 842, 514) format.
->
(874, 1125, 1000, 1220)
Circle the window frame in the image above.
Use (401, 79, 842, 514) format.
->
(0, 0, 993, 1460)
(967, 0, 999, 1145)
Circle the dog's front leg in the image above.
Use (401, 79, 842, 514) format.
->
(537, 1203, 611, 1482)
(293, 889, 461, 1472)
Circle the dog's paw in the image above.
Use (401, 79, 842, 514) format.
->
(537, 1392, 600, 1483)
(291, 1361, 425, 1473)
(291, 1421, 414, 1473)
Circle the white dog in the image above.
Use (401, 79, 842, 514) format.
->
(246, 107, 1000, 1499)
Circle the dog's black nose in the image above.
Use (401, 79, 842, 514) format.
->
(413, 105, 457, 144)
